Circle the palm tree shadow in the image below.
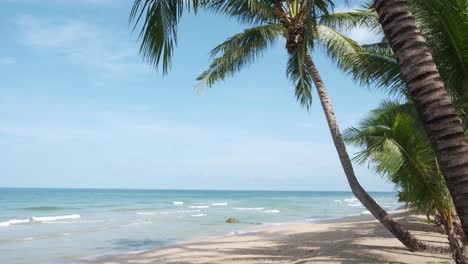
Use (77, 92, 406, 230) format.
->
(88, 215, 453, 264)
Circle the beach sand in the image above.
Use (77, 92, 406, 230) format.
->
(93, 210, 454, 264)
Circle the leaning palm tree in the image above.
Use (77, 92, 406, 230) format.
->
(337, 0, 468, 127)
(373, 0, 468, 238)
(129, 0, 441, 252)
(345, 101, 466, 263)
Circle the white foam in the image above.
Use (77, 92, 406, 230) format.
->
(0, 218, 31, 227)
(9, 219, 30, 225)
(344, 197, 358, 203)
(0, 215, 80, 227)
(176, 210, 201, 213)
(173, 201, 184, 205)
(361, 210, 371, 215)
(157, 210, 201, 215)
(136, 212, 157, 215)
(232, 207, 264, 211)
(191, 214, 207, 217)
(44, 221, 77, 224)
(333, 200, 343, 203)
(343, 197, 363, 207)
(264, 210, 280, 213)
(211, 203, 228, 206)
(30, 214, 80, 223)
(188, 205, 210, 209)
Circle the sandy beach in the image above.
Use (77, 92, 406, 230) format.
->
(92, 210, 454, 264)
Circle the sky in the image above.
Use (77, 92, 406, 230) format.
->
(0, 0, 395, 191)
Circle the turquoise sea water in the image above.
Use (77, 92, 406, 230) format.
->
(0, 188, 399, 264)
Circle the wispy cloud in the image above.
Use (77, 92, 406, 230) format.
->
(16, 15, 146, 76)
(333, 5, 382, 45)
(0, 94, 338, 179)
(0, 57, 16, 65)
(346, 26, 381, 44)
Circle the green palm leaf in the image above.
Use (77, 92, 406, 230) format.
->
(319, 8, 380, 32)
(286, 50, 313, 109)
(196, 24, 283, 88)
(344, 100, 453, 216)
(130, 0, 204, 74)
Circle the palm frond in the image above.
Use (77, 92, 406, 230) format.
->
(301, 0, 335, 50)
(409, 0, 468, 119)
(314, 25, 361, 68)
(319, 8, 380, 32)
(344, 100, 453, 215)
(209, 0, 276, 25)
(286, 50, 313, 109)
(196, 24, 282, 88)
(130, 0, 204, 74)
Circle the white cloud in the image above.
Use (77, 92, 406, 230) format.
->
(0, 93, 392, 191)
(334, 5, 362, 13)
(16, 15, 145, 76)
(0, 57, 16, 65)
(332, 5, 382, 45)
(0, 94, 335, 178)
(346, 26, 381, 44)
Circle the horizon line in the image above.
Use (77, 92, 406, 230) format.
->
(0, 186, 395, 193)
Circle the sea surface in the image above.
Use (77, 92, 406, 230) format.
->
(0, 188, 399, 264)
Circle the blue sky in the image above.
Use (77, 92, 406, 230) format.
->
(0, 0, 394, 191)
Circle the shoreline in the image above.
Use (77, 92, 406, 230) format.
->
(87, 210, 454, 264)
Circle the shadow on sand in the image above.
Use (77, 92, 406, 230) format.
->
(87, 211, 453, 264)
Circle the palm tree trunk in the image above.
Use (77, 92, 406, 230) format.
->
(439, 212, 468, 264)
(374, 0, 468, 239)
(303, 52, 435, 252)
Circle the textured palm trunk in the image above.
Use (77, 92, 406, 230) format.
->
(303, 52, 430, 252)
(439, 213, 468, 264)
(374, 0, 468, 240)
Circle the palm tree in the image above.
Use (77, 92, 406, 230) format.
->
(345, 101, 467, 263)
(337, 0, 468, 126)
(373, 0, 468, 238)
(129, 0, 437, 252)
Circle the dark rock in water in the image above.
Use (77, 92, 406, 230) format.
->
(225, 218, 240, 223)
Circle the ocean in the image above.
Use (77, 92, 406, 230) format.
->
(0, 188, 399, 264)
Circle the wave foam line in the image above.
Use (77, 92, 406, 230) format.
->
(344, 197, 358, 203)
(211, 203, 228, 206)
(136, 212, 157, 215)
(188, 205, 210, 209)
(0, 219, 30, 227)
(142, 210, 201, 215)
(191, 214, 207, 217)
(232, 207, 264, 211)
(0, 214, 80, 227)
(30, 214, 81, 222)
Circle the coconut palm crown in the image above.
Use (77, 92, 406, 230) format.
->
(130, 0, 376, 108)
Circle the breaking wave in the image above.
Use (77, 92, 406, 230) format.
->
(0, 214, 80, 227)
